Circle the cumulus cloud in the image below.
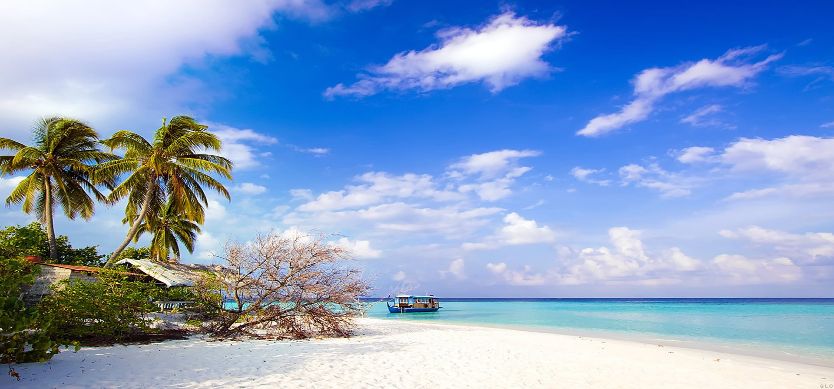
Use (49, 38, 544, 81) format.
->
(485, 263, 546, 286)
(570, 167, 611, 186)
(712, 254, 801, 284)
(299, 172, 462, 212)
(463, 212, 556, 250)
(0, 0, 331, 136)
(450, 149, 540, 201)
(234, 182, 268, 195)
(324, 12, 567, 98)
(618, 163, 694, 198)
(578, 46, 781, 137)
(486, 262, 507, 274)
(720, 135, 834, 179)
(331, 237, 382, 259)
(440, 258, 466, 279)
(212, 124, 278, 169)
(676, 146, 716, 164)
(557, 227, 700, 285)
(720, 226, 834, 264)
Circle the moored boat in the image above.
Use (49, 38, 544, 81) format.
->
(387, 294, 441, 313)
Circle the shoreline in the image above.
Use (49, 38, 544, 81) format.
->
(375, 317, 834, 368)
(9, 317, 834, 388)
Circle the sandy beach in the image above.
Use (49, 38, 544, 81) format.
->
(8, 318, 833, 388)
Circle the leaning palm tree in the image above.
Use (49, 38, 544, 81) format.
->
(99, 116, 232, 266)
(0, 117, 115, 261)
(136, 200, 201, 262)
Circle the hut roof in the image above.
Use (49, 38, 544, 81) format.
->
(35, 262, 142, 276)
(115, 258, 198, 287)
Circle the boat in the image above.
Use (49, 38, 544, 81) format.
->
(387, 294, 441, 313)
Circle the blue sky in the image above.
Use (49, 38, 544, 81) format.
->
(1, 0, 833, 297)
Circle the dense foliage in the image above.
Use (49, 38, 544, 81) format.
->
(0, 117, 115, 261)
(0, 258, 67, 363)
(38, 271, 157, 342)
(109, 245, 152, 262)
(0, 223, 104, 266)
(99, 116, 232, 265)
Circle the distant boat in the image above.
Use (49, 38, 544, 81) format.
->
(387, 294, 441, 313)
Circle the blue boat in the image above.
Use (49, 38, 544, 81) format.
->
(387, 294, 441, 313)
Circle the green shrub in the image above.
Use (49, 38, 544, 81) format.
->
(0, 257, 69, 363)
(38, 271, 157, 343)
(0, 223, 105, 266)
(109, 246, 151, 262)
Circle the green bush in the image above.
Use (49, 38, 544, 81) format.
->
(0, 257, 69, 363)
(0, 223, 105, 266)
(38, 271, 158, 342)
(109, 246, 151, 262)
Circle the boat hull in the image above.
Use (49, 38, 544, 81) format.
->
(387, 306, 441, 313)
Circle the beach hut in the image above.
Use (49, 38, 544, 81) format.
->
(22, 257, 140, 304)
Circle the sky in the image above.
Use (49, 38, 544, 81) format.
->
(1, 0, 833, 297)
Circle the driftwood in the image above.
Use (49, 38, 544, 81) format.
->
(206, 232, 370, 339)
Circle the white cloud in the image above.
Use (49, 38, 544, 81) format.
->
(449, 149, 540, 179)
(464, 212, 556, 250)
(286, 201, 503, 238)
(450, 149, 540, 201)
(712, 254, 801, 284)
(618, 163, 693, 198)
(821, 121, 834, 128)
(441, 258, 466, 279)
(720, 135, 834, 180)
(720, 226, 834, 264)
(345, 0, 393, 12)
(0, 176, 25, 194)
(486, 262, 507, 274)
(212, 124, 279, 170)
(570, 167, 610, 186)
(325, 12, 567, 98)
(290, 188, 315, 200)
(331, 237, 382, 259)
(578, 46, 781, 137)
(0, 0, 331, 136)
(557, 227, 700, 284)
(676, 146, 716, 164)
(681, 104, 732, 128)
(485, 263, 546, 286)
(234, 182, 268, 195)
(299, 172, 462, 212)
(204, 199, 228, 221)
(392, 270, 406, 281)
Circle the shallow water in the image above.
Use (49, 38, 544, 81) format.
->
(364, 298, 834, 363)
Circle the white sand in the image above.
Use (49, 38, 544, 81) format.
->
(9, 318, 833, 388)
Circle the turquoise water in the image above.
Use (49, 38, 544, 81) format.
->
(365, 298, 834, 363)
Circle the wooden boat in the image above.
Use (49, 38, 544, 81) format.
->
(387, 294, 441, 313)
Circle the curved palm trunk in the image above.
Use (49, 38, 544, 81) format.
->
(105, 183, 155, 267)
(43, 177, 58, 261)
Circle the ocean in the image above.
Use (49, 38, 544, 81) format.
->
(364, 298, 834, 365)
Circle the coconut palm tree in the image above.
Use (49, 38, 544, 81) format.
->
(136, 200, 201, 262)
(99, 116, 232, 266)
(0, 117, 115, 261)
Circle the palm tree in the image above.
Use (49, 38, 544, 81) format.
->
(136, 200, 201, 262)
(99, 116, 232, 266)
(0, 117, 115, 261)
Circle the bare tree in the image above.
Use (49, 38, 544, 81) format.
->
(204, 232, 370, 339)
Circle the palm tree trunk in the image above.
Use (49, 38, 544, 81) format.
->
(105, 184, 155, 267)
(43, 177, 59, 261)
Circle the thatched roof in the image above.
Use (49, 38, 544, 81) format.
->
(116, 258, 223, 287)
